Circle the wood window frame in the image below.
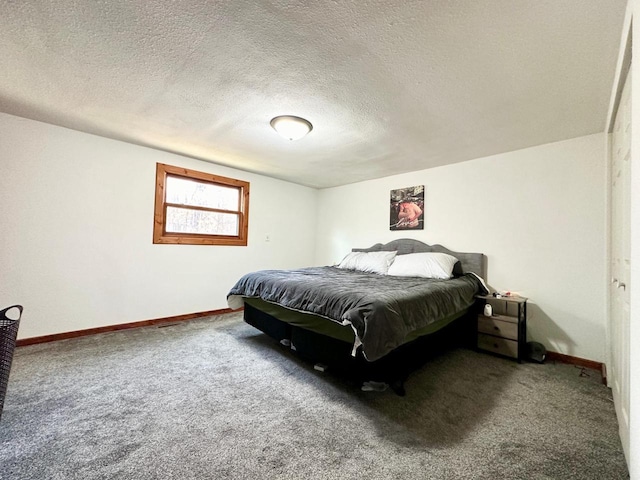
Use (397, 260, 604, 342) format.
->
(153, 163, 250, 246)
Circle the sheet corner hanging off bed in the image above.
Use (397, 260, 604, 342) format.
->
(227, 294, 245, 311)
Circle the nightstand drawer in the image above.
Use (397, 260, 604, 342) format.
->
(477, 333, 518, 359)
(477, 315, 518, 340)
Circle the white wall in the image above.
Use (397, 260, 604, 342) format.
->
(0, 113, 318, 340)
(0, 111, 610, 363)
(316, 134, 607, 362)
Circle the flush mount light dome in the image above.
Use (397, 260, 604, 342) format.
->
(270, 115, 313, 141)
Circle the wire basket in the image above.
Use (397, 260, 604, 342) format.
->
(0, 305, 22, 420)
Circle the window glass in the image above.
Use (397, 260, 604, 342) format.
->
(165, 176, 239, 211)
(165, 207, 239, 236)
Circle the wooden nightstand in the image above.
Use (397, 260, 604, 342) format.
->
(476, 295, 527, 362)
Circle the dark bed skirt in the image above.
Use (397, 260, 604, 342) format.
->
(243, 302, 476, 395)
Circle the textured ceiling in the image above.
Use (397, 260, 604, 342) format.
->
(0, 1, 627, 188)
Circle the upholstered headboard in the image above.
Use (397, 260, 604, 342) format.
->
(353, 238, 486, 279)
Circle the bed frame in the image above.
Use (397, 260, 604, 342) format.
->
(242, 239, 486, 395)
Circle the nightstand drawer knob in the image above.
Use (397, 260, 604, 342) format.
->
(493, 343, 499, 348)
(494, 326, 500, 331)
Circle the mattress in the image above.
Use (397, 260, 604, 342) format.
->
(228, 266, 486, 361)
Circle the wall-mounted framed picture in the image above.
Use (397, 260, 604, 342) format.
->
(390, 185, 424, 230)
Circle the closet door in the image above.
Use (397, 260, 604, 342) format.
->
(610, 67, 631, 459)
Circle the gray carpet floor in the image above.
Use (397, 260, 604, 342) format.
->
(0, 312, 629, 479)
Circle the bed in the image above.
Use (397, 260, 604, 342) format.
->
(227, 239, 487, 394)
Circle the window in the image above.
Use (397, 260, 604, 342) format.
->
(153, 163, 250, 246)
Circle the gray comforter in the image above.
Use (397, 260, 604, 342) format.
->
(227, 267, 486, 362)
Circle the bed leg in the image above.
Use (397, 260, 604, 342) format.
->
(390, 379, 406, 397)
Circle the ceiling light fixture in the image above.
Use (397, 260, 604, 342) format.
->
(270, 115, 313, 141)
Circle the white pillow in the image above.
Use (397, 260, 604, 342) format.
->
(387, 252, 459, 279)
(337, 251, 397, 275)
